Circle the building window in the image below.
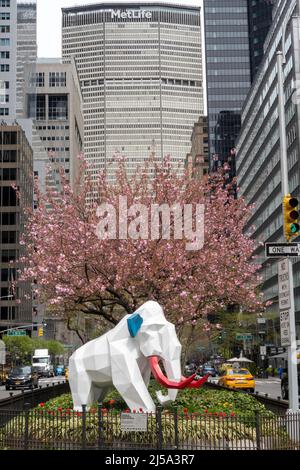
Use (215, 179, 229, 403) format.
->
(0, 167, 16, 180)
(48, 95, 68, 120)
(0, 94, 9, 103)
(0, 64, 9, 72)
(0, 25, 10, 33)
(0, 51, 9, 58)
(1, 212, 16, 225)
(0, 0, 10, 7)
(0, 187, 17, 206)
(0, 108, 9, 116)
(0, 13, 10, 20)
(49, 72, 67, 87)
(1, 230, 17, 244)
(30, 72, 45, 87)
(0, 39, 10, 46)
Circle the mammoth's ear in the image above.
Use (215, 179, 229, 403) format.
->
(127, 312, 143, 338)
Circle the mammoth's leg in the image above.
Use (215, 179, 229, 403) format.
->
(69, 361, 94, 411)
(110, 344, 155, 413)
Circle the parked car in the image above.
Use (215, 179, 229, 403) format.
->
(198, 363, 217, 377)
(218, 368, 255, 393)
(5, 366, 39, 391)
(55, 364, 65, 376)
(281, 368, 300, 400)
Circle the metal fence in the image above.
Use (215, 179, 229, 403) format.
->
(0, 404, 299, 450)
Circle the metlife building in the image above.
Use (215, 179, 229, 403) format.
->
(62, 3, 203, 179)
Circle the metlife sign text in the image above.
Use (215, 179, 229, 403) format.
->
(111, 9, 152, 20)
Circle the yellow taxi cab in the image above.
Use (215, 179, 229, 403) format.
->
(65, 367, 69, 382)
(218, 367, 255, 393)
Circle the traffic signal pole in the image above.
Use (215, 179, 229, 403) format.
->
(277, 51, 299, 412)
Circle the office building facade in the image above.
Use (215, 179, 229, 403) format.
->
(62, 3, 203, 179)
(204, 0, 274, 171)
(236, 0, 300, 335)
(247, 0, 274, 82)
(185, 116, 209, 179)
(23, 58, 83, 188)
(0, 124, 33, 331)
(204, 0, 252, 169)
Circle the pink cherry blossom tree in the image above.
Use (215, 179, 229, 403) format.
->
(21, 158, 265, 341)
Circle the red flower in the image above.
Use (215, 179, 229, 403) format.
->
(133, 409, 136, 413)
(109, 399, 115, 406)
(39, 410, 44, 415)
(204, 409, 208, 413)
(209, 412, 213, 416)
(125, 409, 130, 413)
(183, 408, 188, 414)
(58, 407, 62, 412)
(39, 403, 45, 408)
(214, 412, 218, 416)
(231, 412, 235, 417)
(139, 408, 143, 413)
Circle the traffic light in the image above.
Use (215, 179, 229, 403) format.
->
(38, 327, 43, 337)
(283, 194, 300, 240)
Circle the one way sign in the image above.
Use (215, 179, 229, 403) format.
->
(265, 242, 300, 258)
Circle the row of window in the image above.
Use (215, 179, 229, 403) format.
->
(36, 125, 70, 131)
(30, 72, 67, 88)
(0, 64, 9, 71)
(0, 12, 9, 20)
(0, 108, 9, 116)
(40, 136, 70, 142)
(0, 0, 10, 7)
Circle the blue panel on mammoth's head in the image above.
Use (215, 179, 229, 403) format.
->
(127, 312, 143, 338)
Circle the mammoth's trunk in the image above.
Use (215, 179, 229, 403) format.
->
(149, 356, 210, 405)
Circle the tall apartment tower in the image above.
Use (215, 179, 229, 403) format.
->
(0, 0, 37, 119)
(16, 1, 37, 116)
(0, 124, 33, 332)
(62, 3, 204, 179)
(0, 0, 17, 118)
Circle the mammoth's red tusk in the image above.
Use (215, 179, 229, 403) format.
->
(185, 373, 210, 388)
(149, 356, 196, 389)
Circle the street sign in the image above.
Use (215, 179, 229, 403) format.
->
(120, 413, 148, 432)
(7, 330, 26, 337)
(257, 318, 266, 324)
(260, 346, 267, 356)
(280, 310, 291, 347)
(236, 333, 252, 341)
(278, 258, 291, 310)
(265, 242, 300, 257)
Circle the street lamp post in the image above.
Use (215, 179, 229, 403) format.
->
(277, 49, 299, 413)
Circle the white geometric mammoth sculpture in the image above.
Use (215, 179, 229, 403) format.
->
(68, 300, 209, 412)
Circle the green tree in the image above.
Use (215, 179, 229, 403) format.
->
(3, 336, 33, 365)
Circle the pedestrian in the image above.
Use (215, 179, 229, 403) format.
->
(278, 366, 283, 380)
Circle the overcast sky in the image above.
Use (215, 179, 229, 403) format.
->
(37, 0, 201, 57)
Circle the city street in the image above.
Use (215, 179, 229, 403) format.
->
(209, 376, 283, 400)
(0, 377, 66, 400)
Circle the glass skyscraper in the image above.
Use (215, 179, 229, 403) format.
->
(204, 0, 252, 170)
(247, 0, 274, 82)
(204, 0, 274, 171)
